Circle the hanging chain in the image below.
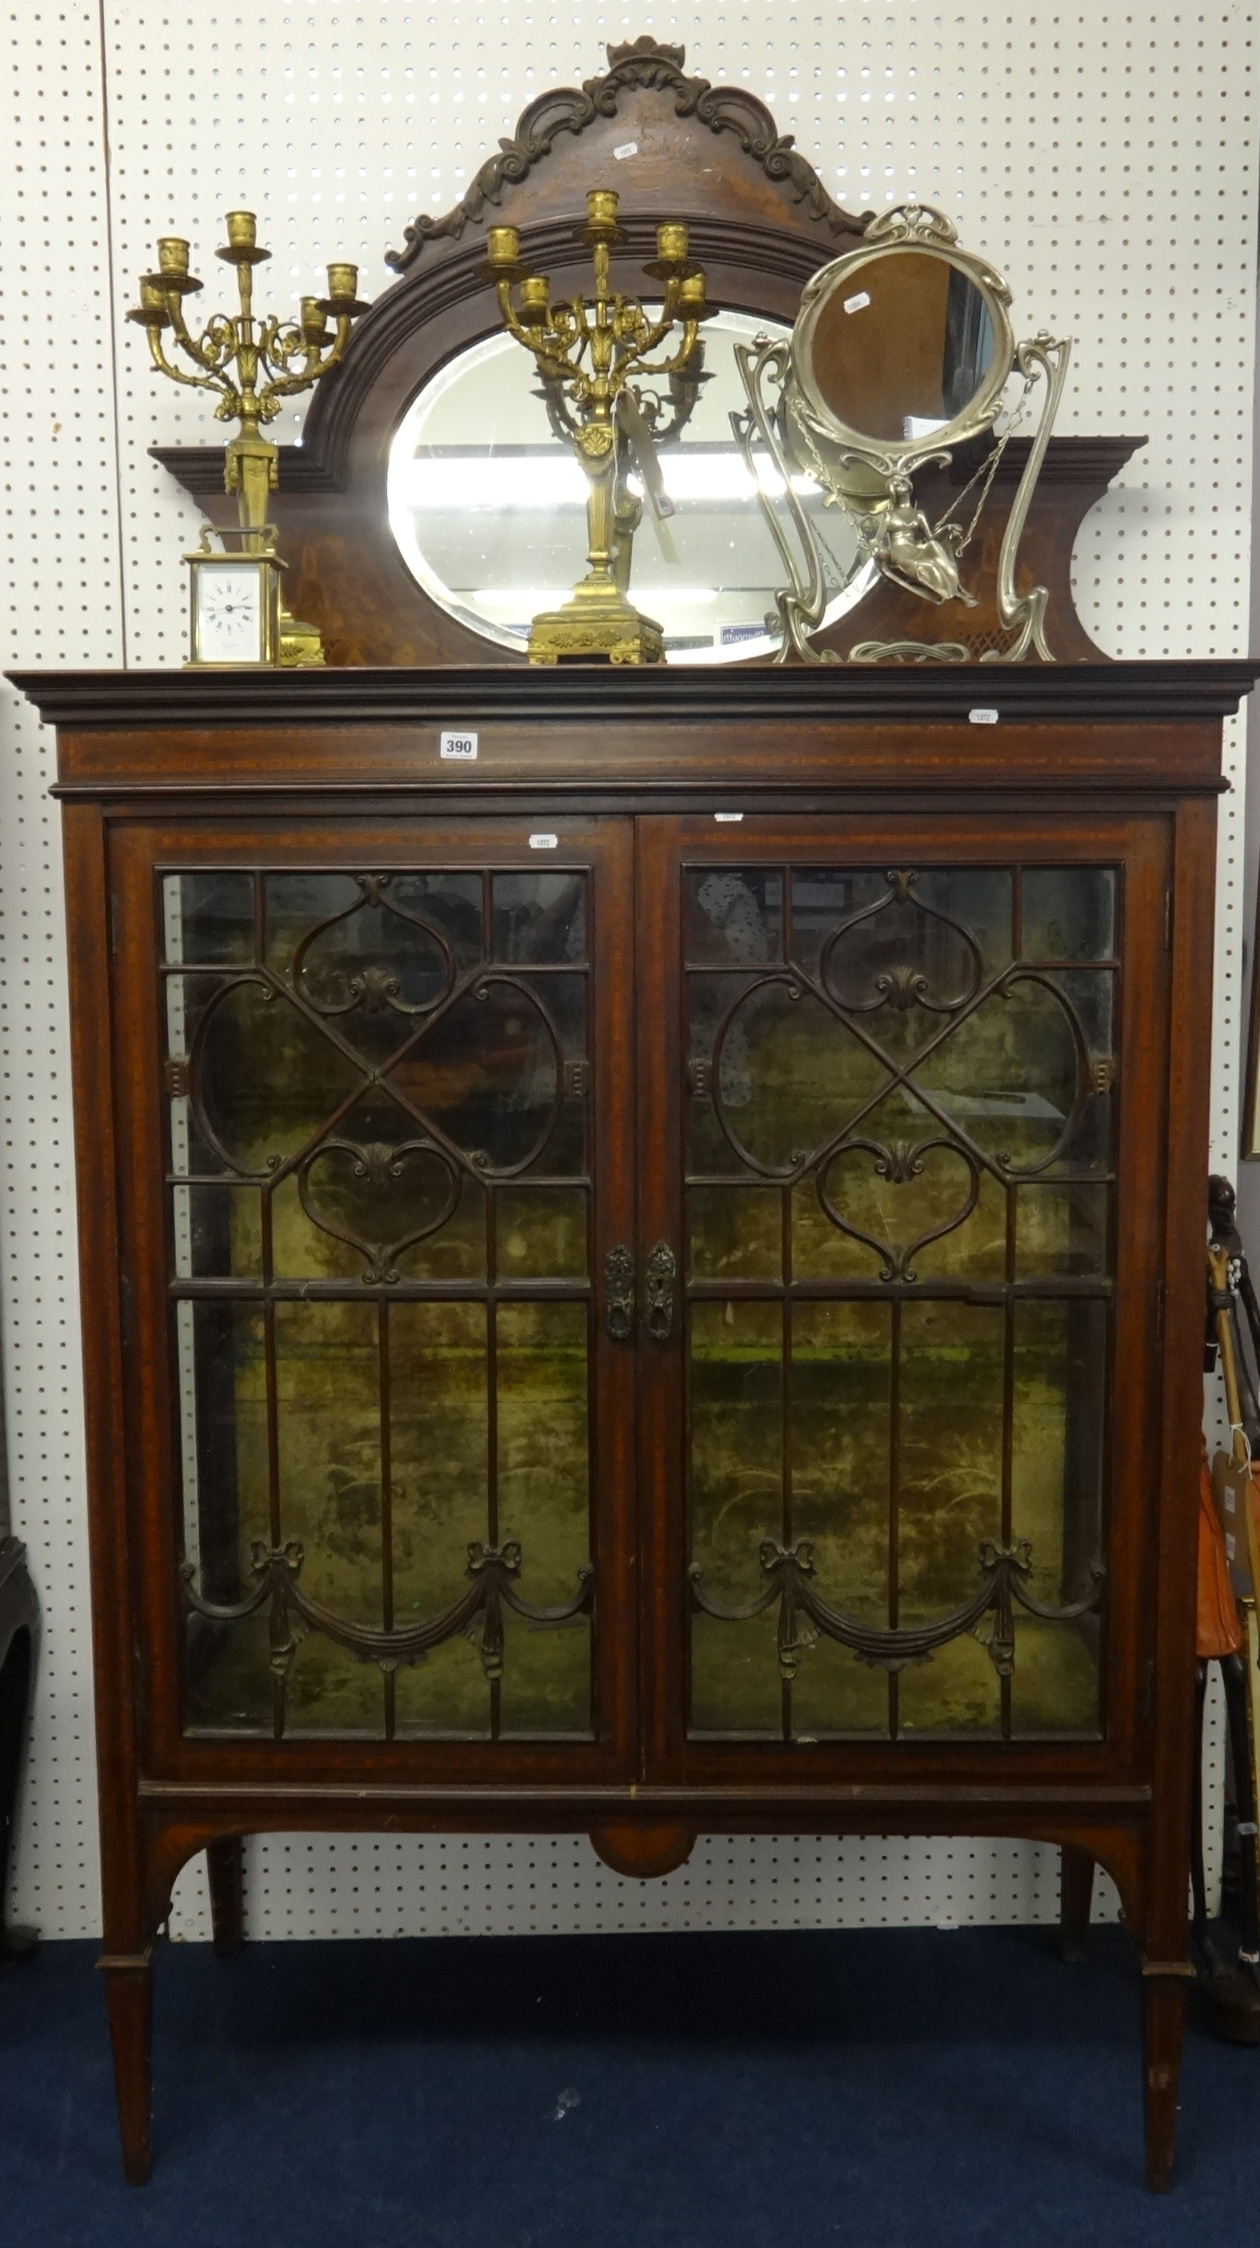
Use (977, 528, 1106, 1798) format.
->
(932, 364, 1039, 557)
(811, 501, 874, 592)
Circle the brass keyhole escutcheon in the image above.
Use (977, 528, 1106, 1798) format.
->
(604, 1244, 635, 1343)
(644, 1241, 677, 1342)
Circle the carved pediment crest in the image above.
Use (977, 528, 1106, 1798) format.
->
(385, 36, 872, 272)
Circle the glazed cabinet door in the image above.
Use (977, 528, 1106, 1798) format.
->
(111, 817, 637, 1784)
(637, 813, 1169, 1785)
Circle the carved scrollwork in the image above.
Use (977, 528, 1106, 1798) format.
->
(864, 203, 961, 250)
(701, 868, 1102, 1214)
(603, 36, 688, 80)
(986, 968, 1094, 1177)
(690, 1537, 1105, 1682)
(820, 869, 985, 1018)
(385, 39, 872, 273)
(183, 1537, 595, 1687)
(179, 883, 573, 1264)
(291, 872, 456, 1020)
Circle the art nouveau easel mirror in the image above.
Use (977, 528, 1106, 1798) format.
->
(735, 205, 1071, 663)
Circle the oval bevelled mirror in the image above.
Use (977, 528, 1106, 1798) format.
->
(386, 311, 875, 664)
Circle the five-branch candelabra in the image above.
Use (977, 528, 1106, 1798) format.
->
(484, 188, 712, 664)
(128, 210, 369, 546)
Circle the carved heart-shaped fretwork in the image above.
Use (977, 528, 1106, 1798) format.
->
(298, 1135, 461, 1281)
(817, 1133, 979, 1280)
(698, 881, 1098, 1199)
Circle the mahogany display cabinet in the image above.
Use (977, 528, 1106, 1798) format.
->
(13, 654, 1258, 2187)
(16, 34, 1260, 2192)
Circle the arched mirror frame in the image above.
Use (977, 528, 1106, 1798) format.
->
(154, 37, 1139, 666)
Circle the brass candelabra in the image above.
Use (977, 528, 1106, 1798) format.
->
(128, 211, 369, 659)
(484, 188, 712, 664)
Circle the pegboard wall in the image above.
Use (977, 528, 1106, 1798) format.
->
(0, 4, 1254, 1945)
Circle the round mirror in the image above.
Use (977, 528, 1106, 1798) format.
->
(792, 245, 1011, 455)
(387, 311, 875, 664)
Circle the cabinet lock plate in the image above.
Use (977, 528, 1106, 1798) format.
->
(604, 1245, 635, 1343)
(645, 1241, 677, 1342)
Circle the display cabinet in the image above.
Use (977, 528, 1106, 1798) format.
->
(15, 35, 1259, 2192)
(11, 656, 1254, 2191)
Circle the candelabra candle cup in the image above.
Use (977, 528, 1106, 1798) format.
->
(325, 262, 359, 306)
(655, 222, 689, 264)
(157, 236, 191, 277)
(300, 295, 328, 344)
(136, 278, 170, 324)
(584, 187, 620, 234)
(224, 210, 258, 250)
(517, 274, 552, 326)
(485, 225, 521, 270)
(677, 272, 709, 317)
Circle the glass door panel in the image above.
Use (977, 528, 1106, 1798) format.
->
(117, 824, 634, 1767)
(640, 821, 1160, 1771)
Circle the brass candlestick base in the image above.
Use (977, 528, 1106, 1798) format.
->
(278, 607, 327, 666)
(528, 582, 665, 666)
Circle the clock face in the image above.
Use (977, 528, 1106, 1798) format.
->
(194, 565, 264, 664)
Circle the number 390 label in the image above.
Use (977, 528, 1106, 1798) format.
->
(439, 731, 478, 760)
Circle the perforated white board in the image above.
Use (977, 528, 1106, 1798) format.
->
(1, 2, 1253, 1944)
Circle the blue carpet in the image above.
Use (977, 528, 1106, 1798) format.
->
(0, 1924, 1257, 2245)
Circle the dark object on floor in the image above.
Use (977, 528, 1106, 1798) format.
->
(0, 1532, 38, 1962)
(1191, 1934, 1260, 2043)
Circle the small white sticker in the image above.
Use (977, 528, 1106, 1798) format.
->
(1226, 1532, 1237, 1563)
(714, 812, 744, 823)
(969, 708, 999, 725)
(613, 140, 638, 160)
(1225, 1488, 1237, 1514)
(843, 290, 871, 315)
(439, 730, 478, 760)
(529, 832, 558, 850)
